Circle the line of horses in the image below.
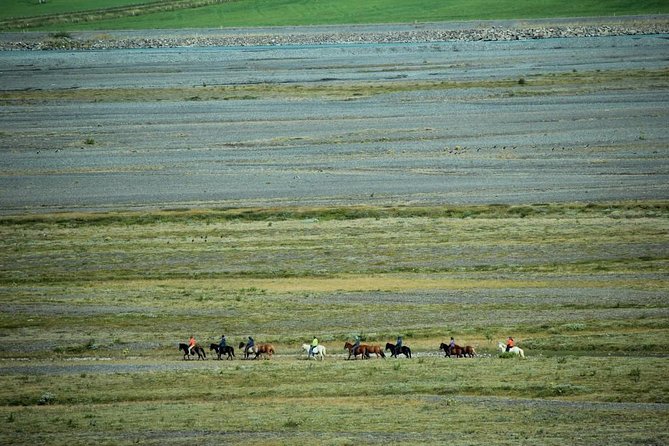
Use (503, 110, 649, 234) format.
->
(178, 342, 275, 360)
(179, 340, 525, 360)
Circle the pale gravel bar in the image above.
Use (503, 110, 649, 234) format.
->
(0, 15, 668, 50)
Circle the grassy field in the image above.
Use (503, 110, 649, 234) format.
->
(1, 1, 668, 441)
(0, 202, 667, 444)
(1, 0, 668, 30)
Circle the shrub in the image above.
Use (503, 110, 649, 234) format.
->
(38, 392, 56, 405)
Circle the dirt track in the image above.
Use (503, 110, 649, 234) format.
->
(0, 27, 668, 214)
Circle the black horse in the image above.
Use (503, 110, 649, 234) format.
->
(385, 342, 412, 358)
(209, 343, 235, 360)
(179, 342, 206, 360)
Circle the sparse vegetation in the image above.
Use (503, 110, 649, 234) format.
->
(2, 68, 667, 104)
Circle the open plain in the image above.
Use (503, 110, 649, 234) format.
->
(0, 18, 668, 446)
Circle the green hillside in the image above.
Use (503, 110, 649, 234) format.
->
(2, 0, 668, 31)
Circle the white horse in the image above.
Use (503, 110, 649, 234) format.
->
(498, 342, 525, 358)
(302, 343, 326, 360)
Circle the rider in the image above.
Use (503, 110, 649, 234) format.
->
(506, 336, 515, 352)
(245, 336, 255, 357)
(449, 336, 456, 355)
(351, 335, 361, 358)
(188, 335, 196, 355)
(395, 335, 403, 356)
(309, 335, 319, 357)
(219, 334, 227, 350)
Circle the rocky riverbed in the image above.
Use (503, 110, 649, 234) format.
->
(1, 15, 668, 50)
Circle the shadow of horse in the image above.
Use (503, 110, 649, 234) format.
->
(209, 343, 235, 360)
(385, 342, 412, 358)
(439, 342, 465, 358)
(179, 342, 206, 360)
(239, 342, 275, 359)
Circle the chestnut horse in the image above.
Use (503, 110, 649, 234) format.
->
(463, 345, 476, 357)
(239, 341, 275, 359)
(344, 342, 370, 360)
(439, 342, 464, 358)
(385, 342, 412, 358)
(179, 342, 206, 360)
(359, 343, 386, 359)
(209, 343, 235, 360)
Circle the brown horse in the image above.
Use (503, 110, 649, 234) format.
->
(439, 342, 464, 358)
(239, 341, 275, 359)
(360, 344, 386, 359)
(463, 345, 476, 357)
(344, 342, 369, 360)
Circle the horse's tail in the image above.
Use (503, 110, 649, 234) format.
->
(519, 348, 525, 358)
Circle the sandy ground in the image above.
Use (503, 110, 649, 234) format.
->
(0, 31, 667, 213)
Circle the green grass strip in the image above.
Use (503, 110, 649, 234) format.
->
(2, 0, 668, 31)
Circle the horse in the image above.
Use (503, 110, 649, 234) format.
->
(239, 341, 275, 359)
(344, 342, 370, 360)
(209, 343, 235, 360)
(302, 343, 326, 360)
(385, 342, 412, 358)
(498, 342, 525, 358)
(179, 342, 206, 360)
(463, 345, 476, 358)
(439, 342, 464, 358)
(360, 344, 385, 359)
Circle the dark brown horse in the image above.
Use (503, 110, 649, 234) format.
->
(209, 343, 235, 360)
(179, 342, 206, 360)
(385, 342, 411, 358)
(344, 342, 369, 359)
(239, 342, 275, 359)
(439, 342, 464, 358)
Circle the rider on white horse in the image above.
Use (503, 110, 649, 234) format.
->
(309, 336, 319, 357)
(505, 336, 515, 352)
(245, 336, 255, 357)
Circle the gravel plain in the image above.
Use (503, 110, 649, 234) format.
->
(0, 17, 668, 213)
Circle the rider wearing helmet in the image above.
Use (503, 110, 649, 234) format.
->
(351, 335, 361, 358)
(506, 336, 515, 352)
(246, 336, 255, 357)
(309, 336, 319, 357)
(188, 335, 196, 355)
(395, 335, 403, 356)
